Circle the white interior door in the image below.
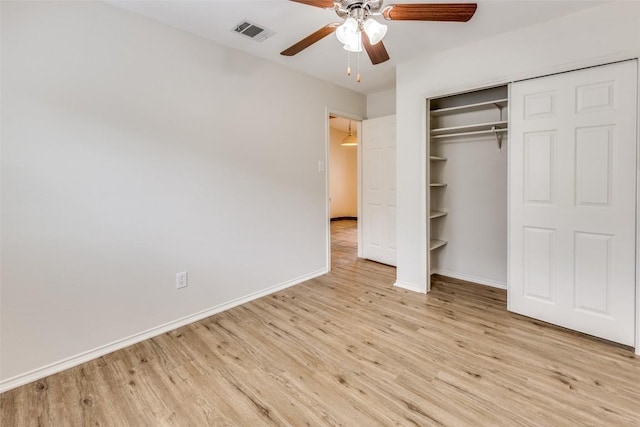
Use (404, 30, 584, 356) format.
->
(509, 61, 637, 346)
(362, 115, 397, 266)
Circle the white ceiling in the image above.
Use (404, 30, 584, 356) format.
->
(107, 0, 603, 95)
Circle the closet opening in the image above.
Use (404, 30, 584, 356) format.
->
(428, 85, 509, 290)
(426, 61, 638, 349)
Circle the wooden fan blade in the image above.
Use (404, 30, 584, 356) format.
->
(280, 23, 340, 56)
(289, 0, 336, 9)
(362, 32, 390, 65)
(382, 3, 477, 22)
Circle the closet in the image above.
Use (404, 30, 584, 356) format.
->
(425, 60, 638, 347)
(427, 85, 509, 288)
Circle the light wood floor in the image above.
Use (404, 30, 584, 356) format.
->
(2, 219, 640, 426)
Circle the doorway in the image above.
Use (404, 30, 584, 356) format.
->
(328, 114, 360, 269)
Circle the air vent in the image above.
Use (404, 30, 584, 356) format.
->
(232, 20, 275, 42)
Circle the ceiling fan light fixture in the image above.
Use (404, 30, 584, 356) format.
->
(343, 37, 363, 52)
(335, 17, 358, 44)
(363, 18, 387, 45)
(281, 1, 479, 76)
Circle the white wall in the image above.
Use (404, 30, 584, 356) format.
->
(396, 1, 640, 293)
(432, 136, 508, 288)
(367, 88, 396, 118)
(0, 0, 365, 388)
(329, 128, 358, 218)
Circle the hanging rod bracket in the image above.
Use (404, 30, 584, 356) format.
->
(493, 101, 507, 151)
(492, 126, 503, 150)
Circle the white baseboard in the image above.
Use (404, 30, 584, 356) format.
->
(0, 268, 328, 394)
(431, 268, 507, 290)
(394, 280, 427, 294)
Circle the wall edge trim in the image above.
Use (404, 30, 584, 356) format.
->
(0, 268, 328, 394)
(432, 268, 507, 290)
(394, 280, 426, 294)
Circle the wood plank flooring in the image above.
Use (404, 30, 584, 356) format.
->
(2, 219, 640, 426)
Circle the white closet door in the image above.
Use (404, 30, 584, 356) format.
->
(509, 61, 637, 346)
(361, 115, 397, 266)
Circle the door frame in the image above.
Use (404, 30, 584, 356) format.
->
(422, 55, 640, 354)
(325, 108, 364, 271)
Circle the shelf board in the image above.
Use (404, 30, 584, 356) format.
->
(430, 98, 508, 116)
(431, 120, 508, 136)
(430, 211, 448, 219)
(430, 239, 447, 251)
(430, 183, 447, 187)
(431, 127, 508, 141)
(430, 156, 447, 161)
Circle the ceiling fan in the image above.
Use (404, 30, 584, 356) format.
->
(281, 1, 477, 81)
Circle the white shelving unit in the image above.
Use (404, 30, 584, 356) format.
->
(430, 211, 447, 219)
(430, 239, 447, 251)
(430, 98, 508, 116)
(428, 127, 448, 257)
(431, 120, 508, 135)
(431, 121, 508, 142)
(428, 86, 509, 279)
(430, 97, 509, 149)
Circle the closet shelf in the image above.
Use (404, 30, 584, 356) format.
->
(431, 127, 508, 141)
(431, 120, 508, 137)
(430, 98, 508, 116)
(430, 239, 447, 251)
(430, 211, 448, 219)
(430, 156, 447, 161)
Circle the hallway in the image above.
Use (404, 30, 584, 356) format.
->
(330, 218, 358, 268)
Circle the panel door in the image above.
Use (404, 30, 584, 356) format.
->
(509, 61, 637, 346)
(362, 115, 397, 266)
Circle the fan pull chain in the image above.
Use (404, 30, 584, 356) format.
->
(356, 34, 361, 83)
(347, 50, 351, 76)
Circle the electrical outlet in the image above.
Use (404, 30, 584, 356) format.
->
(176, 272, 188, 289)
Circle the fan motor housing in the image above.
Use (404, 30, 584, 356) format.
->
(338, 0, 383, 13)
(336, 0, 384, 20)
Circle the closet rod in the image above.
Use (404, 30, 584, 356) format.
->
(431, 128, 508, 140)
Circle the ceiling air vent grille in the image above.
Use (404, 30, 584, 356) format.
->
(232, 20, 274, 42)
